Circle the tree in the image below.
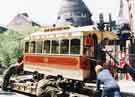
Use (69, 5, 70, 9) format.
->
(0, 30, 24, 66)
(0, 26, 41, 67)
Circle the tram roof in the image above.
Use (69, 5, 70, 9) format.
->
(24, 25, 118, 41)
(35, 25, 98, 34)
(25, 25, 97, 39)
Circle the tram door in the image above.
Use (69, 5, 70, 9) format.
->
(83, 34, 97, 80)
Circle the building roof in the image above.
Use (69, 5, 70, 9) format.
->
(8, 13, 40, 27)
(56, 0, 93, 27)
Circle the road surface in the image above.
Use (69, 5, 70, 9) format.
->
(0, 90, 28, 97)
(0, 87, 90, 97)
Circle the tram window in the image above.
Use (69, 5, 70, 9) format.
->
(108, 40, 115, 45)
(71, 39, 80, 54)
(30, 41, 36, 53)
(60, 39, 69, 54)
(52, 40, 59, 54)
(36, 41, 43, 53)
(43, 40, 50, 53)
(25, 42, 29, 53)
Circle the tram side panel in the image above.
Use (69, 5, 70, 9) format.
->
(23, 54, 91, 81)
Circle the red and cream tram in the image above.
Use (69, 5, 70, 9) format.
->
(23, 25, 117, 81)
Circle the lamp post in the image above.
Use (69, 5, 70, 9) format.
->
(98, 13, 105, 43)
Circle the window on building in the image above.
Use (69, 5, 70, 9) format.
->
(57, 16, 61, 20)
(43, 40, 50, 53)
(65, 18, 73, 22)
(51, 40, 59, 54)
(71, 39, 80, 54)
(60, 39, 69, 54)
(29, 41, 36, 53)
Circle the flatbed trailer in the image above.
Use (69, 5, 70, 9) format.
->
(5, 25, 134, 97)
(7, 74, 135, 97)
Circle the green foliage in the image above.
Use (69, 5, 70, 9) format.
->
(0, 26, 41, 67)
(0, 30, 24, 66)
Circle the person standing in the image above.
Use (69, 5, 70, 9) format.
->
(95, 65, 121, 97)
(2, 56, 23, 91)
(96, 38, 109, 65)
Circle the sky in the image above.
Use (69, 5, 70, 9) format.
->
(0, 0, 120, 26)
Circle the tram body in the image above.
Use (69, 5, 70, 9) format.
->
(23, 25, 117, 80)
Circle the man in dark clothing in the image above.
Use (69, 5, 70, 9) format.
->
(96, 38, 109, 65)
(95, 65, 121, 97)
(2, 56, 23, 91)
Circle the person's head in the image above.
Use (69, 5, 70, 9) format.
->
(33, 71, 43, 80)
(95, 65, 103, 75)
(16, 62, 23, 69)
(16, 55, 24, 70)
(17, 55, 23, 63)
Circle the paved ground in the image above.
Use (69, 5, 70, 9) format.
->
(0, 90, 28, 97)
(0, 90, 90, 97)
(118, 80, 135, 96)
